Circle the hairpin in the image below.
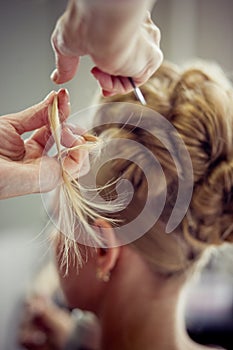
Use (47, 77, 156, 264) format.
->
(128, 77, 147, 106)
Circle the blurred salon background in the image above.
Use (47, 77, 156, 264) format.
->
(0, 1, 232, 349)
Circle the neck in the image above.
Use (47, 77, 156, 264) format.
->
(97, 248, 214, 350)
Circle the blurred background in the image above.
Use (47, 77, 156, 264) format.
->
(0, 0, 232, 349)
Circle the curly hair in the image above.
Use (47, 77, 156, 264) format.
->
(90, 61, 233, 275)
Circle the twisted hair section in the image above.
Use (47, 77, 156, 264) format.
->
(48, 96, 122, 272)
(92, 61, 233, 274)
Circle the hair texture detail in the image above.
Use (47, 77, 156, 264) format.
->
(48, 96, 122, 273)
(91, 61, 233, 275)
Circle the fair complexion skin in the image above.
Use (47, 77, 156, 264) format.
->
(19, 221, 220, 349)
(55, 220, 218, 350)
(51, 0, 163, 96)
(0, 89, 88, 199)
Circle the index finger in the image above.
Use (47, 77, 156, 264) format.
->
(6, 89, 70, 135)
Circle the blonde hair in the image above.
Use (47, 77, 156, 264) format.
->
(48, 96, 122, 271)
(53, 61, 233, 276)
(90, 61, 233, 275)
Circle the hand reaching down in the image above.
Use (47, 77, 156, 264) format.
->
(51, 0, 163, 96)
(0, 89, 89, 199)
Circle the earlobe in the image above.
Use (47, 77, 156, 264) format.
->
(94, 219, 120, 282)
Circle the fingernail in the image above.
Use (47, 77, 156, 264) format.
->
(91, 71, 97, 79)
(91, 69, 101, 81)
(58, 88, 69, 98)
(50, 69, 58, 82)
(91, 67, 98, 76)
(102, 90, 115, 97)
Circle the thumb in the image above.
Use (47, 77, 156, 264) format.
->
(50, 19, 80, 84)
(51, 54, 80, 84)
(51, 35, 80, 84)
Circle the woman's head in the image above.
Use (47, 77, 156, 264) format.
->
(88, 61, 233, 275)
(55, 61, 233, 303)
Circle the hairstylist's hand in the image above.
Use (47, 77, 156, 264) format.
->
(0, 90, 88, 199)
(18, 294, 74, 350)
(51, 0, 163, 96)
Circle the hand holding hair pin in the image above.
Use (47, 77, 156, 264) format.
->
(128, 77, 147, 106)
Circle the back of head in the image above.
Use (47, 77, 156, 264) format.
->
(90, 61, 233, 276)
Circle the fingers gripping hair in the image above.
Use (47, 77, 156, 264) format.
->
(48, 96, 121, 273)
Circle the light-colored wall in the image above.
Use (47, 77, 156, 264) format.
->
(0, 0, 98, 234)
(1, 0, 233, 233)
(153, 0, 233, 71)
(0, 1, 232, 349)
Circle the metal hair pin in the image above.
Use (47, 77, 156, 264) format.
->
(128, 77, 147, 106)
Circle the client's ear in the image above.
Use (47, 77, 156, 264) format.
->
(94, 219, 120, 282)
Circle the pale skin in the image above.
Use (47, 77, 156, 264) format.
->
(1, 0, 162, 199)
(18, 226, 222, 349)
(54, 220, 218, 350)
(0, 89, 88, 199)
(51, 0, 163, 96)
